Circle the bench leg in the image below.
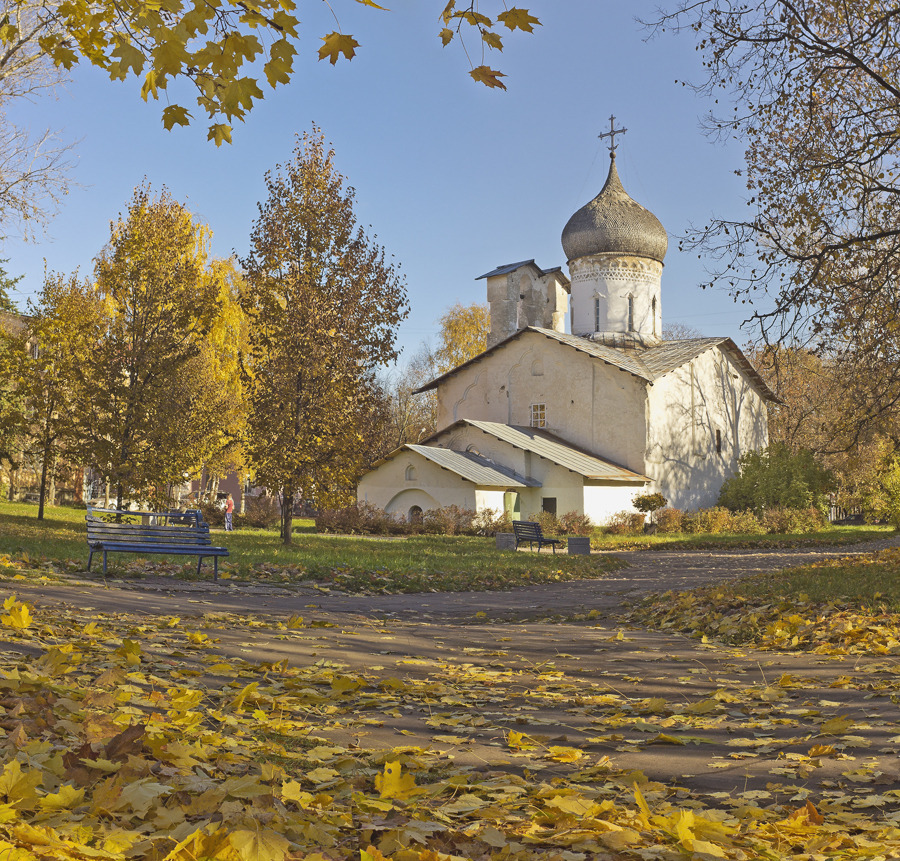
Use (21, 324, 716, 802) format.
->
(213, 556, 218, 582)
(196, 556, 203, 578)
(87, 551, 93, 572)
(102, 551, 108, 576)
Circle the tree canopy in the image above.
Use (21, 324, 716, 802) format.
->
(650, 2, 900, 427)
(18, 1, 540, 144)
(240, 127, 407, 543)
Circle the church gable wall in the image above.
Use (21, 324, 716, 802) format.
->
(644, 346, 768, 510)
(430, 424, 587, 520)
(433, 332, 648, 472)
(357, 451, 477, 516)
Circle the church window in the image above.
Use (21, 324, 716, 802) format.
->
(404, 465, 417, 481)
(627, 295, 635, 331)
(531, 359, 544, 376)
(542, 497, 557, 515)
(715, 429, 722, 454)
(530, 403, 546, 428)
(408, 505, 423, 524)
(594, 296, 601, 332)
(652, 297, 657, 336)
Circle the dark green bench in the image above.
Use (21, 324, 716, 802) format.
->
(512, 520, 562, 553)
(86, 507, 228, 579)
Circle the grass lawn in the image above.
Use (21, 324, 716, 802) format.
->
(624, 544, 900, 655)
(0, 501, 622, 593)
(591, 523, 892, 550)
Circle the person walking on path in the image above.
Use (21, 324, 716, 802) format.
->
(224, 494, 234, 531)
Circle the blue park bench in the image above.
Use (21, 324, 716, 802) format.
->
(512, 520, 562, 553)
(86, 507, 229, 580)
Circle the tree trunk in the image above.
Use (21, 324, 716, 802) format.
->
(48, 453, 57, 507)
(116, 483, 124, 516)
(104, 480, 110, 508)
(281, 483, 294, 545)
(37, 453, 49, 520)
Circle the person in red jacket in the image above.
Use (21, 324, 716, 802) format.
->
(224, 493, 234, 531)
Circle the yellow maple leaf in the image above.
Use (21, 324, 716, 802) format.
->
(229, 828, 292, 861)
(469, 65, 507, 89)
(207, 123, 233, 146)
(375, 760, 416, 800)
(39, 783, 84, 811)
(162, 105, 192, 130)
(439, 27, 454, 46)
(545, 745, 583, 763)
(318, 32, 360, 65)
(1, 596, 31, 630)
(481, 30, 503, 51)
(497, 8, 541, 32)
(352, 0, 388, 8)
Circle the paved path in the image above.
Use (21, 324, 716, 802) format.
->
(7, 536, 899, 621)
(3, 537, 899, 804)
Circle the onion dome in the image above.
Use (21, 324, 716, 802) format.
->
(561, 155, 668, 264)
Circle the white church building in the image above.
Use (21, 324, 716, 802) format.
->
(358, 138, 776, 525)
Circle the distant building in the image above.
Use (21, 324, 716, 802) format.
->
(358, 141, 776, 523)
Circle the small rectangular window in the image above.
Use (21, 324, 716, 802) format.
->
(715, 428, 722, 454)
(542, 497, 557, 515)
(530, 403, 546, 428)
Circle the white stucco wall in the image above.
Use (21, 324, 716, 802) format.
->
(584, 481, 647, 525)
(569, 254, 662, 339)
(433, 331, 648, 473)
(644, 345, 769, 510)
(357, 452, 476, 517)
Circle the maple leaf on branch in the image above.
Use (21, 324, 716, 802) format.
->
(498, 7, 541, 33)
(470, 65, 506, 90)
(318, 32, 360, 65)
(162, 104, 192, 130)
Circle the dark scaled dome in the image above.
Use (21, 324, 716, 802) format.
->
(561, 155, 668, 264)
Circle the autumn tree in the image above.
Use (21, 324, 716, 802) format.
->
(240, 127, 407, 544)
(0, 0, 75, 235)
(73, 184, 231, 508)
(17, 2, 540, 144)
(19, 272, 98, 518)
(649, 2, 900, 434)
(0, 262, 21, 313)
(434, 301, 490, 374)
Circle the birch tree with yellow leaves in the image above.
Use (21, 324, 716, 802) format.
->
(72, 184, 235, 508)
(240, 128, 407, 544)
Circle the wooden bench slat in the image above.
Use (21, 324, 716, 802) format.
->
(85, 506, 229, 579)
(512, 520, 562, 553)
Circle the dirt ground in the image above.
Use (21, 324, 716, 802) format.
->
(3, 538, 900, 809)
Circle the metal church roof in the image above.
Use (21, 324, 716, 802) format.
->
(369, 444, 540, 487)
(434, 420, 650, 483)
(414, 326, 779, 403)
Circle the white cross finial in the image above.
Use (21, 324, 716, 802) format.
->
(598, 114, 627, 157)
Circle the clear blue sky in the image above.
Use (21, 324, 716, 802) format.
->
(3, 1, 756, 363)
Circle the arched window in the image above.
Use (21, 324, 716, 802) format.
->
(408, 505, 423, 524)
(627, 295, 635, 331)
(652, 297, 657, 336)
(404, 465, 417, 481)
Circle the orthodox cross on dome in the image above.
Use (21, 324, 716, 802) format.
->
(598, 115, 627, 158)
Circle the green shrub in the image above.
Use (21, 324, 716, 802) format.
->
(760, 506, 827, 534)
(238, 495, 281, 529)
(422, 505, 476, 535)
(529, 510, 560, 535)
(718, 443, 833, 513)
(633, 492, 668, 521)
(728, 509, 765, 534)
(557, 510, 594, 535)
(472, 508, 512, 536)
(604, 511, 646, 535)
(683, 506, 734, 534)
(654, 507, 684, 534)
(864, 456, 900, 529)
(316, 503, 407, 535)
(198, 502, 225, 527)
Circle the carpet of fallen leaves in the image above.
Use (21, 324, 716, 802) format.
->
(622, 565, 900, 657)
(0, 594, 896, 860)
